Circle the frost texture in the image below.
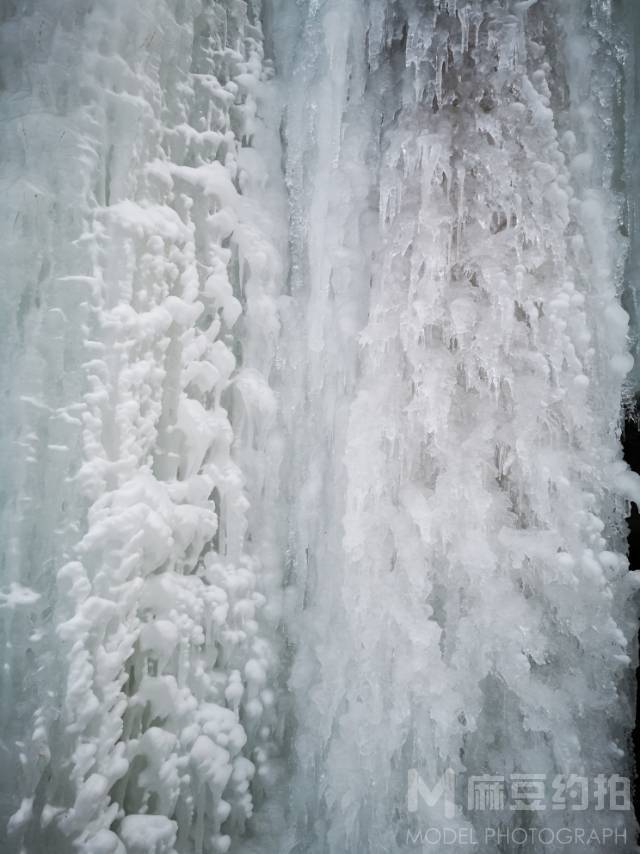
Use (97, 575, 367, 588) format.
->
(0, 1, 639, 854)
(0, 2, 285, 852)
(271, 0, 639, 852)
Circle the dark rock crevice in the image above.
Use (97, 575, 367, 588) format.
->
(622, 403, 640, 831)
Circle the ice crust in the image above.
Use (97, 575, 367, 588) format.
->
(269, 0, 639, 851)
(0, 1, 639, 853)
(0, 1, 285, 852)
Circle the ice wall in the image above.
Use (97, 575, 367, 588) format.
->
(0, 2, 286, 852)
(1, 1, 639, 853)
(618, 0, 640, 393)
(269, 1, 640, 851)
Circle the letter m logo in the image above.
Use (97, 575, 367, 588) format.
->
(407, 768, 455, 819)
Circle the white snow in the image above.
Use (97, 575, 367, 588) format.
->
(0, 1, 285, 852)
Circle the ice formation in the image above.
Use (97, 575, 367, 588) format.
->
(271, 2, 640, 851)
(0, 2, 285, 852)
(0, 1, 639, 853)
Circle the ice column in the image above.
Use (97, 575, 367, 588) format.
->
(0, 2, 285, 853)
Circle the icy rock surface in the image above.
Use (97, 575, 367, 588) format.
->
(269, 0, 640, 852)
(0, 1, 639, 854)
(619, 0, 640, 392)
(0, 1, 285, 852)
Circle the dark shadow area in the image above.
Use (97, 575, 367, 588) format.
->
(622, 403, 640, 832)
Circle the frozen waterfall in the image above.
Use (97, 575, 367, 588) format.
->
(0, 1, 639, 853)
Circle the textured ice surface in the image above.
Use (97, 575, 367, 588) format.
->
(0, 2, 285, 852)
(0, 1, 638, 853)
(269, 0, 640, 852)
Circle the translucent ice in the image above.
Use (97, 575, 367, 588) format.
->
(269, 0, 639, 851)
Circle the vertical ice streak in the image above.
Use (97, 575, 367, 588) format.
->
(271, 1, 639, 851)
(0, 2, 285, 852)
(619, 0, 640, 392)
